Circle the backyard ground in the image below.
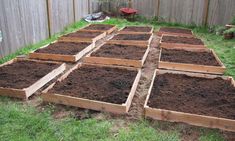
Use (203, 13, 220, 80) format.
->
(0, 18, 235, 141)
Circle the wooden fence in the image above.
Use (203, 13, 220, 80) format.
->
(0, 0, 235, 57)
(0, 0, 90, 58)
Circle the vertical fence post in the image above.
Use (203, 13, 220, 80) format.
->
(157, 0, 160, 18)
(88, 0, 91, 14)
(73, 0, 76, 22)
(46, 0, 52, 37)
(203, 0, 210, 26)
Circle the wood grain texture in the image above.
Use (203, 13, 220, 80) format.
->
(0, 0, 49, 58)
(74, 0, 90, 21)
(48, 0, 74, 34)
(207, 0, 235, 25)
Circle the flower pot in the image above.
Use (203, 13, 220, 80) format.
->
(224, 33, 234, 39)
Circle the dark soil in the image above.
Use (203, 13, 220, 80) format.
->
(148, 73, 235, 119)
(162, 36, 204, 45)
(91, 44, 146, 60)
(0, 60, 60, 89)
(63, 31, 103, 38)
(161, 48, 221, 66)
(35, 42, 90, 55)
(160, 27, 192, 34)
(121, 26, 152, 32)
(49, 65, 138, 104)
(83, 24, 114, 30)
(113, 34, 151, 41)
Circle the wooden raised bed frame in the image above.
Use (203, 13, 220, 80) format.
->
(59, 30, 106, 43)
(0, 58, 66, 100)
(160, 35, 206, 49)
(157, 28, 194, 37)
(42, 63, 141, 114)
(118, 26, 154, 34)
(158, 48, 226, 74)
(107, 33, 153, 46)
(84, 43, 150, 68)
(29, 41, 94, 62)
(80, 24, 117, 34)
(144, 69, 235, 132)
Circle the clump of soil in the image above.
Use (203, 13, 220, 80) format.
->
(160, 27, 192, 34)
(49, 65, 138, 104)
(0, 60, 60, 89)
(83, 24, 114, 30)
(148, 73, 235, 119)
(121, 26, 152, 32)
(35, 42, 90, 55)
(62, 31, 103, 38)
(91, 44, 147, 60)
(161, 48, 221, 66)
(162, 36, 204, 45)
(113, 34, 151, 41)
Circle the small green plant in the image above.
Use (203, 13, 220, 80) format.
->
(231, 16, 235, 25)
(215, 26, 226, 35)
(223, 27, 235, 34)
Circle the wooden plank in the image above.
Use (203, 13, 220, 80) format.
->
(80, 24, 118, 34)
(59, 31, 106, 43)
(118, 26, 154, 34)
(0, 58, 65, 100)
(84, 43, 150, 68)
(0, 0, 49, 58)
(160, 35, 206, 49)
(158, 48, 226, 74)
(207, 0, 235, 26)
(29, 42, 95, 62)
(74, 0, 89, 21)
(48, 0, 74, 34)
(144, 69, 235, 132)
(107, 33, 153, 46)
(157, 27, 194, 37)
(42, 64, 141, 114)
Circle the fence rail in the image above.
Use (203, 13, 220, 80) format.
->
(0, 0, 234, 57)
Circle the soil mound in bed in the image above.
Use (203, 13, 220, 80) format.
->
(113, 34, 151, 41)
(83, 24, 114, 30)
(0, 60, 60, 89)
(162, 36, 204, 45)
(160, 27, 192, 34)
(63, 31, 103, 38)
(91, 44, 146, 60)
(148, 73, 235, 119)
(122, 26, 152, 32)
(161, 48, 221, 66)
(35, 42, 90, 55)
(49, 65, 138, 104)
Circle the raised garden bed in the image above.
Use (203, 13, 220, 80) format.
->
(59, 30, 106, 43)
(0, 59, 65, 99)
(157, 27, 193, 37)
(160, 35, 205, 49)
(29, 41, 94, 62)
(158, 48, 226, 74)
(108, 33, 153, 46)
(84, 43, 149, 68)
(144, 69, 235, 132)
(80, 24, 117, 34)
(42, 64, 141, 114)
(119, 26, 154, 34)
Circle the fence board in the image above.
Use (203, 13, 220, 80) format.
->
(158, 0, 205, 25)
(74, 0, 89, 21)
(0, 0, 48, 58)
(48, 0, 74, 34)
(208, 0, 235, 25)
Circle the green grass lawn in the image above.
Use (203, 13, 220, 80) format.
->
(0, 18, 234, 141)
